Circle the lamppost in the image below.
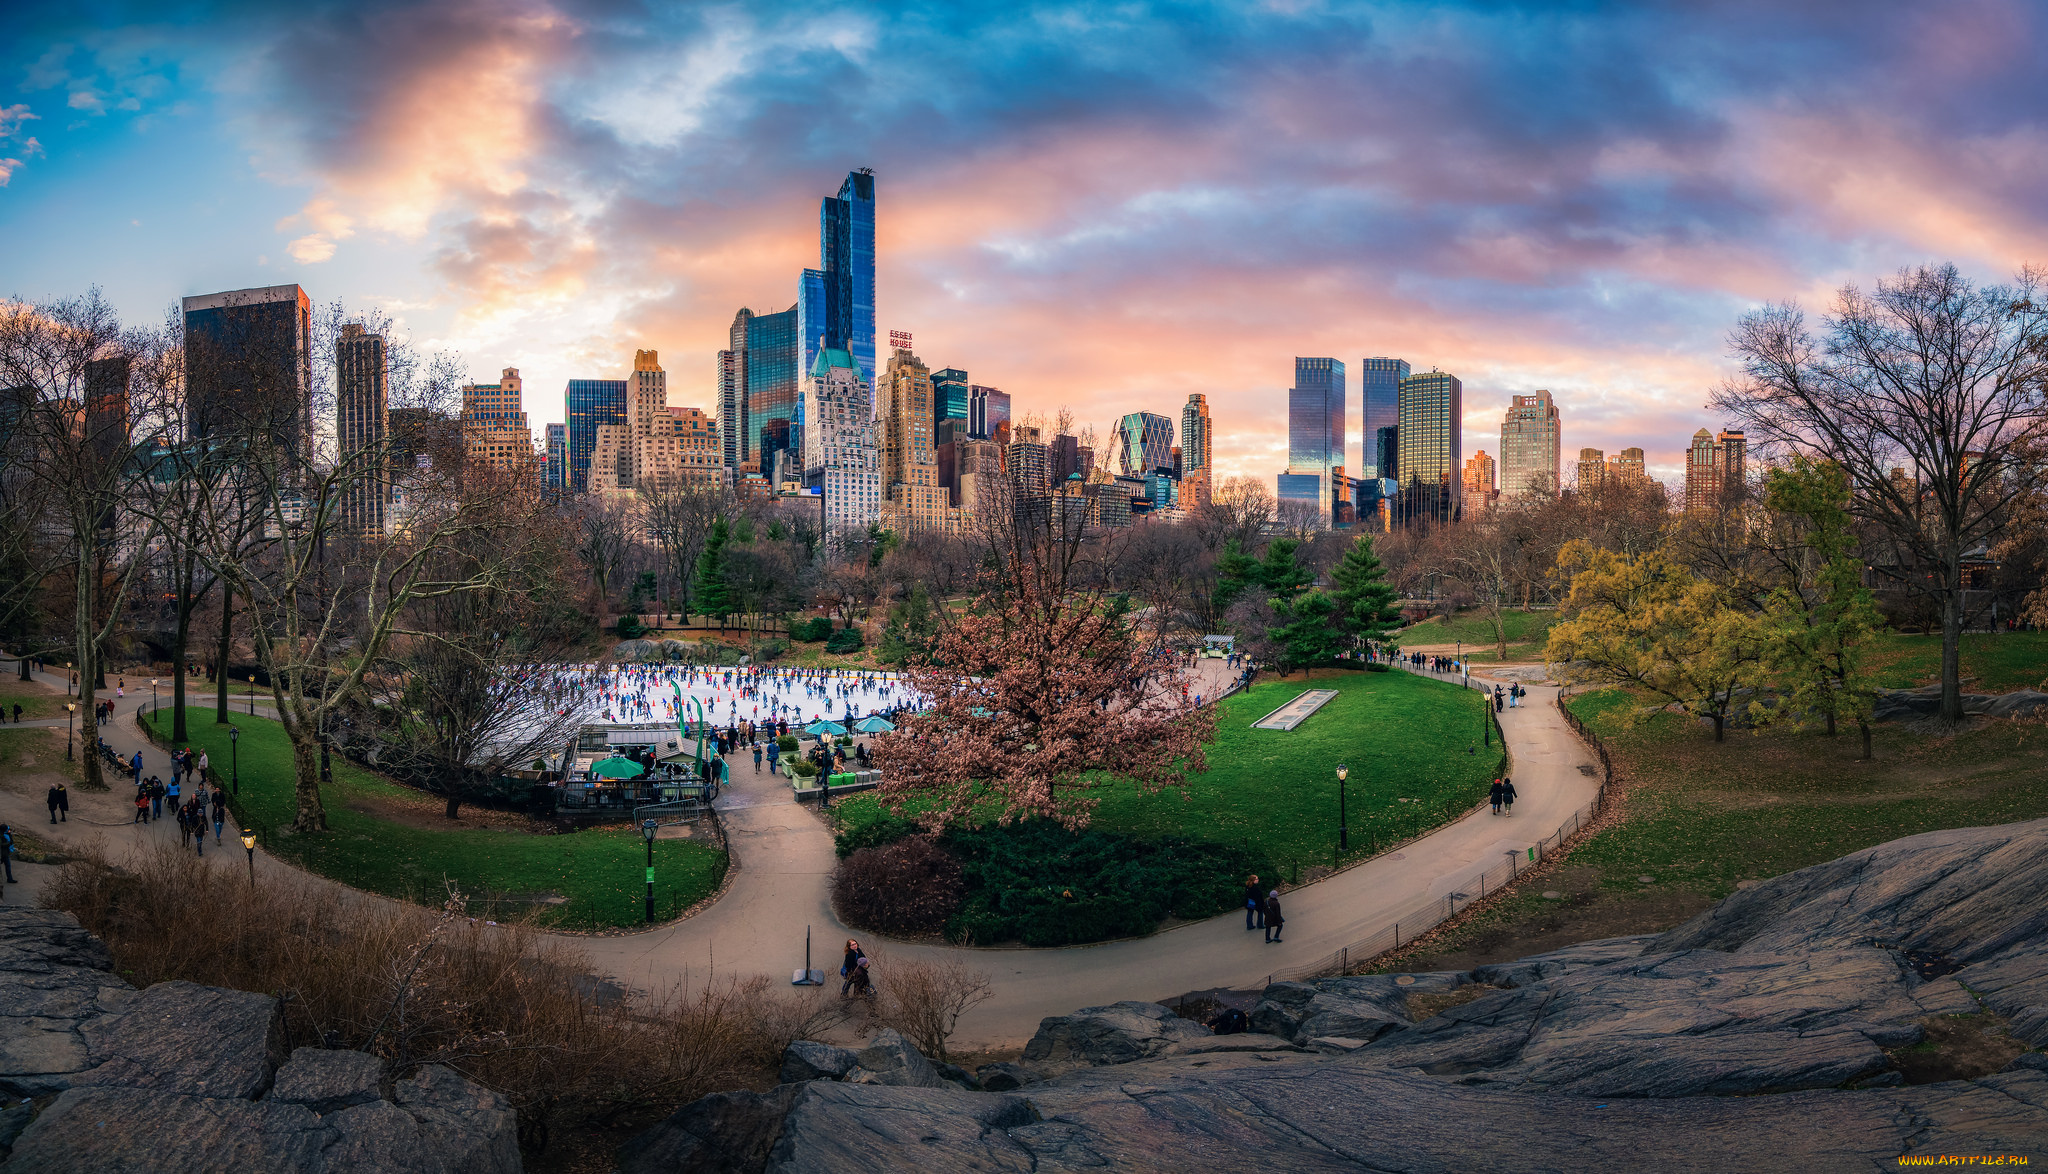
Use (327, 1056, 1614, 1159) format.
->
(150, 678, 158, 709)
(248, 675, 256, 716)
(229, 725, 240, 795)
(1483, 690, 1491, 748)
(641, 818, 659, 923)
(241, 830, 257, 887)
(65, 702, 75, 761)
(67, 663, 74, 696)
(1336, 763, 1349, 852)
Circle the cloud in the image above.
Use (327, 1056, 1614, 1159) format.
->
(0, 104, 37, 138)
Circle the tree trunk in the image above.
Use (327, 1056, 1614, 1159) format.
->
(1859, 721, 1872, 760)
(75, 544, 104, 790)
(172, 551, 196, 743)
(1711, 712, 1725, 743)
(1939, 562, 1964, 723)
(445, 791, 462, 820)
(216, 585, 233, 724)
(290, 730, 328, 833)
(1824, 709, 1835, 736)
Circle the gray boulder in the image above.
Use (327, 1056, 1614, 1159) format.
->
(270, 1047, 387, 1114)
(972, 1061, 1049, 1091)
(844, 1029, 948, 1088)
(777, 1041, 858, 1084)
(1471, 936, 1655, 987)
(1246, 970, 1465, 1044)
(764, 1082, 1036, 1172)
(1021, 1001, 1210, 1067)
(0, 910, 522, 1173)
(616, 1086, 799, 1174)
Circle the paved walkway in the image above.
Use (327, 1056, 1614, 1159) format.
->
(1, 657, 1596, 1050)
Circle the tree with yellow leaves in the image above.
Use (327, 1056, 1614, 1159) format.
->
(1545, 540, 1766, 742)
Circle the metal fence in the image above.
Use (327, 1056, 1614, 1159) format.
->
(1256, 682, 1612, 987)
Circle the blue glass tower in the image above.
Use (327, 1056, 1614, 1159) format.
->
(564, 378, 625, 493)
(820, 170, 876, 386)
(932, 368, 970, 424)
(747, 306, 801, 477)
(1359, 357, 1408, 479)
(1285, 357, 1346, 518)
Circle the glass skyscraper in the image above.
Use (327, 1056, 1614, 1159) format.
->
(565, 378, 626, 493)
(1397, 370, 1463, 525)
(1359, 357, 1408, 479)
(747, 306, 801, 479)
(820, 170, 876, 386)
(1114, 411, 1175, 477)
(932, 368, 970, 424)
(1283, 357, 1346, 518)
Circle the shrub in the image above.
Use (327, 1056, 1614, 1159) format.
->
(750, 638, 788, 663)
(825, 627, 863, 654)
(870, 952, 993, 1063)
(788, 757, 819, 778)
(1366, 662, 1391, 673)
(790, 617, 834, 643)
(776, 734, 799, 752)
(940, 822, 1276, 947)
(833, 813, 919, 859)
(616, 614, 646, 639)
(833, 836, 965, 936)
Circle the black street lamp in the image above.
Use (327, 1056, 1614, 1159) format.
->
(641, 818, 659, 923)
(65, 702, 75, 761)
(1483, 691, 1491, 748)
(241, 830, 257, 887)
(248, 675, 256, 716)
(1336, 763, 1349, 852)
(229, 725, 240, 795)
(150, 678, 158, 711)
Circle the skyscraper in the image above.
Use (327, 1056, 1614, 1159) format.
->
(462, 368, 535, 477)
(819, 170, 877, 386)
(1359, 357, 1408, 480)
(718, 310, 749, 471)
(1577, 447, 1606, 490)
(335, 324, 388, 536)
(1114, 412, 1175, 478)
(545, 423, 566, 489)
(969, 385, 1010, 440)
(1609, 447, 1646, 483)
(745, 305, 802, 483)
(804, 347, 879, 541)
(565, 378, 626, 493)
(1463, 449, 1496, 505)
(876, 345, 958, 531)
(1283, 357, 1346, 520)
(1397, 370, 1462, 524)
(932, 368, 970, 425)
(1687, 428, 1748, 511)
(1180, 393, 1212, 506)
(1500, 390, 1561, 498)
(182, 284, 313, 461)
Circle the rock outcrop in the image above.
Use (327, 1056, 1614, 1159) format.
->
(0, 908, 521, 1173)
(1874, 684, 2048, 722)
(622, 818, 2048, 1172)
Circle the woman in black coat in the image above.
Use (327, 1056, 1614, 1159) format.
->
(1243, 875, 1264, 931)
(1264, 890, 1285, 944)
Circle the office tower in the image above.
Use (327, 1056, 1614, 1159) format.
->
(1008, 426, 1051, 501)
(969, 385, 1010, 440)
(1686, 428, 1747, 512)
(1112, 411, 1175, 479)
(932, 368, 970, 425)
(1577, 447, 1606, 490)
(878, 347, 957, 532)
(818, 170, 877, 386)
(462, 368, 536, 477)
(803, 347, 879, 541)
(718, 310, 748, 470)
(545, 423, 566, 489)
(1500, 390, 1561, 498)
(182, 284, 313, 461)
(1375, 425, 1399, 483)
(589, 422, 630, 494)
(83, 355, 130, 473)
(746, 306, 802, 480)
(665, 406, 721, 486)
(1358, 357, 1409, 479)
(1718, 429, 1747, 496)
(1463, 449, 1496, 501)
(623, 350, 668, 487)
(1051, 433, 1081, 483)
(565, 378, 626, 493)
(1685, 429, 1716, 511)
(1609, 447, 1646, 483)
(1180, 393, 1212, 506)
(1282, 357, 1345, 520)
(1397, 370, 1462, 524)
(334, 324, 388, 536)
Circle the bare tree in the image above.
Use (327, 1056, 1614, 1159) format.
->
(1198, 475, 1274, 553)
(1715, 263, 2048, 721)
(574, 494, 639, 609)
(640, 476, 732, 622)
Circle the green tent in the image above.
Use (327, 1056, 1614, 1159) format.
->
(589, 755, 646, 779)
(852, 716, 896, 733)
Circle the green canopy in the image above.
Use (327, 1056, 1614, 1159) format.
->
(589, 755, 645, 779)
(802, 720, 849, 736)
(852, 716, 896, 733)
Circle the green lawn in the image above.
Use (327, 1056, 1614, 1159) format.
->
(145, 712, 727, 930)
(1562, 686, 2048, 899)
(1861, 630, 2048, 693)
(0, 683, 70, 721)
(833, 668, 1504, 877)
(1399, 608, 1558, 661)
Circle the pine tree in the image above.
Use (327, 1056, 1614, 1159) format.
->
(1254, 538, 1314, 598)
(1214, 539, 1261, 614)
(693, 517, 733, 628)
(1330, 534, 1402, 649)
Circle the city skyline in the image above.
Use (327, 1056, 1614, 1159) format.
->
(8, 5, 2040, 488)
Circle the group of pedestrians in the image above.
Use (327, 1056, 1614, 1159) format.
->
(1241, 874, 1286, 944)
(1489, 776, 1518, 815)
(1491, 683, 1525, 710)
(839, 937, 874, 998)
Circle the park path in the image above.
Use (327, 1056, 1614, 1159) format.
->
(1, 657, 1598, 1051)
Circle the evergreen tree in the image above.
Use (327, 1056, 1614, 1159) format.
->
(1254, 538, 1314, 598)
(1268, 590, 1346, 673)
(1214, 539, 1260, 614)
(693, 517, 733, 628)
(1330, 534, 1402, 649)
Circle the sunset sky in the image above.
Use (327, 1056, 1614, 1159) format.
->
(5, 1, 2046, 486)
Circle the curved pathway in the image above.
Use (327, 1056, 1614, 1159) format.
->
(2, 658, 1597, 1050)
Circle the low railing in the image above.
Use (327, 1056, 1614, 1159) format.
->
(1255, 682, 1612, 987)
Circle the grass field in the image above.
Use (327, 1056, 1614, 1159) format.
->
(1397, 608, 1558, 662)
(1861, 630, 2048, 693)
(832, 667, 1504, 877)
(0, 682, 71, 721)
(1382, 684, 2048, 971)
(145, 712, 727, 930)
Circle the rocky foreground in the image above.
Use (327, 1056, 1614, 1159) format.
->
(624, 818, 2048, 1173)
(0, 908, 520, 1173)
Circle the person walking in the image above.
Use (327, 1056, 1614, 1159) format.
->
(752, 744, 763, 773)
(195, 750, 208, 784)
(47, 782, 67, 823)
(1264, 890, 1285, 944)
(1243, 874, 1265, 931)
(839, 938, 866, 990)
(129, 750, 143, 788)
(10, 702, 20, 723)
(1489, 778, 1504, 815)
(210, 789, 226, 845)
(0, 824, 14, 884)
(1501, 777, 1517, 816)
(133, 789, 149, 824)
